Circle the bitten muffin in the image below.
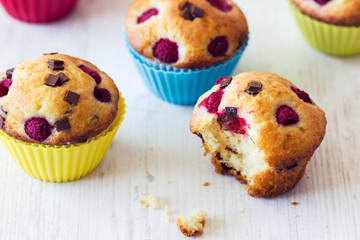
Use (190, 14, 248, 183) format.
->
(190, 72, 327, 197)
(0, 53, 119, 145)
(292, 0, 360, 26)
(126, 0, 248, 69)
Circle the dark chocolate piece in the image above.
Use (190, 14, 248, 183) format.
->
(180, 7, 194, 21)
(0, 106, 8, 114)
(44, 74, 60, 87)
(220, 162, 232, 171)
(191, 5, 204, 18)
(64, 91, 80, 105)
(216, 152, 222, 160)
(65, 109, 72, 114)
(274, 163, 299, 172)
(218, 107, 237, 123)
(180, 1, 192, 10)
(196, 133, 205, 143)
(0, 116, 4, 129)
(43, 52, 58, 55)
(57, 73, 69, 86)
(180, 1, 204, 21)
(54, 118, 71, 132)
(48, 59, 64, 71)
(6, 68, 14, 79)
(286, 163, 298, 170)
(245, 81, 262, 95)
(220, 77, 232, 89)
(225, 146, 238, 154)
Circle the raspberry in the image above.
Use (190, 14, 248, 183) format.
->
(217, 107, 248, 134)
(199, 89, 223, 113)
(94, 87, 111, 102)
(314, 0, 331, 5)
(78, 65, 101, 84)
(24, 117, 53, 142)
(215, 76, 230, 85)
(0, 79, 12, 97)
(291, 86, 312, 104)
(152, 39, 179, 64)
(276, 105, 299, 126)
(207, 0, 232, 12)
(137, 8, 159, 24)
(208, 36, 228, 57)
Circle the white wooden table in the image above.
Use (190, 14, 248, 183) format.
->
(0, 0, 359, 239)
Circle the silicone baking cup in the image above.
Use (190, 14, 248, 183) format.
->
(286, 0, 360, 56)
(0, 93, 125, 183)
(0, 0, 79, 23)
(125, 35, 248, 105)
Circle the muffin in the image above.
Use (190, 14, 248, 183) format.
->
(0, 53, 125, 182)
(190, 72, 326, 197)
(125, 0, 249, 105)
(0, 0, 79, 23)
(287, 0, 360, 55)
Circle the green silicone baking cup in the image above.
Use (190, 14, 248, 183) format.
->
(286, 0, 360, 56)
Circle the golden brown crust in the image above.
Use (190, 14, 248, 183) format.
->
(292, 0, 360, 26)
(126, 0, 248, 68)
(0, 54, 119, 145)
(211, 155, 310, 198)
(191, 72, 327, 169)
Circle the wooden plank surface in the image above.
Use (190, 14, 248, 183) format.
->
(0, 0, 359, 239)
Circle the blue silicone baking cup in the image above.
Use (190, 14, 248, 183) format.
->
(125, 36, 248, 105)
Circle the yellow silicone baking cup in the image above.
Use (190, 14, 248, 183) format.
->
(0, 92, 126, 183)
(286, 0, 360, 56)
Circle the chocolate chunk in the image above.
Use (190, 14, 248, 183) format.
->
(44, 74, 60, 87)
(180, 7, 194, 21)
(218, 107, 237, 123)
(48, 59, 64, 66)
(275, 163, 298, 172)
(220, 162, 232, 171)
(0, 106, 7, 114)
(286, 163, 298, 170)
(57, 72, 69, 86)
(196, 133, 205, 143)
(65, 109, 72, 114)
(180, 1, 192, 10)
(191, 5, 204, 18)
(225, 146, 238, 154)
(0, 116, 4, 129)
(64, 91, 80, 105)
(245, 81, 262, 95)
(220, 77, 232, 89)
(180, 1, 204, 21)
(216, 152, 222, 160)
(6, 68, 14, 79)
(54, 118, 71, 132)
(48, 59, 64, 71)
(43, 52, 58, 55)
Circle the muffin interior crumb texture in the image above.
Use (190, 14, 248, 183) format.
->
(141, 193, 160, 209)
(177, 210, 207, 237)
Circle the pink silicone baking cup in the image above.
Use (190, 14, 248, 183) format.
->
(0, 0, 79, 23)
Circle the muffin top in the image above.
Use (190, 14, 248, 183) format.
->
(190, 72, 327, 169)
(292, 0, 360, 26)
(126, 0, 249, 69)
(0, 54, 119, 145)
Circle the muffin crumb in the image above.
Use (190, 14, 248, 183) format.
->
(203, 182, 210, 187)
(291, 202, 299, 206)
(176, 210, 207, 237)
(141, 193, 160, 209)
